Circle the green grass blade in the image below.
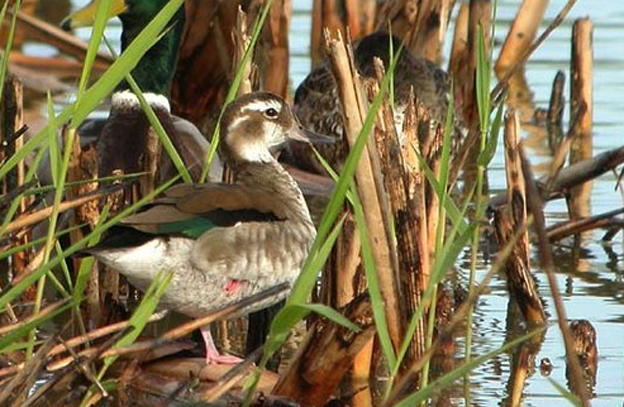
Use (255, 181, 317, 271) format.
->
(547, 378, 583, 407)
(477, 100, 503, 166)
(71, 0, 113, 127)
(292, 303, 361, 332)
(475, 25, 491, 133)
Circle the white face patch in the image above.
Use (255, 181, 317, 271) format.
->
(111, 90, 171, 112)
(242, 99, 282, 115)
(237, 141, 273, 163)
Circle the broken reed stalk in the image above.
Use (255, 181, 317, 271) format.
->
(310, 0, 376, 69)
(370, 66, 428, 367)
(518, 145, 591, 407)
(547, 70, 566, 150)
(234, 7, 254, 96)
(490, 0, 579, 104)
(495, 0, 550, 77)
(323, 29, 404, 353)
(567, 18, 594, 220)
(494, 110, 546, 325)
(461, 0, 491, 126)
(406, 0, 456, 64)
(273, 294, 375, 407)
(384, 215, 536, 406)
(259, 0, 291, 97)
(1, 74, 31, 296)
(448, 2, 468, 80)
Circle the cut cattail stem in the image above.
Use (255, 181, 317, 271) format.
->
(494, 110, 546, 326)
(495, 0, 550, 76)
(567, 17, 594, 220)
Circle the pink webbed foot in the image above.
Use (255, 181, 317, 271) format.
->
(200, 326, 243, 365)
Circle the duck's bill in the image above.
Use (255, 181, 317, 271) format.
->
(289, 126, 335, 144)
(61, 0, 127, 30)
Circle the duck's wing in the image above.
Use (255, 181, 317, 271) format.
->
(120, 183, 286, 238)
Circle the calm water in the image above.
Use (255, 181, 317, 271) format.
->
(31, 1, 624, 406)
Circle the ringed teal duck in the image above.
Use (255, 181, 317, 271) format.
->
(84, 92, 330, 364)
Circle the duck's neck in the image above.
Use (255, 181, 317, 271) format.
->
(235, 159, 312, 221)
(115, 7, 185, 98)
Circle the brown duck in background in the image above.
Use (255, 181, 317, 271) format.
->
(289, 31, 455, 173)
(83, 92, 330, 364)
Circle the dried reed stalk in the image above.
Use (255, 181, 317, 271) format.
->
(273, 294, 375, 406)
(568, 18, 593, 220)
(407, 0, 456, 64)
(496, 0, 550, 76)
(310, 0, 376, 68)
(547, 70, 566, 150)
(234, 8, 254, 96)
(323, 29, 403, 353)
(1, 75, 32, 298)
(371, 62, 429, 366)
(260, 0, 291, 97)
(494, 110, 546, 326)
(448, 1, 468, 78)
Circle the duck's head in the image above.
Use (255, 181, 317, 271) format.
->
(61, 0, 172, 30)
(220, 92, 332, 165)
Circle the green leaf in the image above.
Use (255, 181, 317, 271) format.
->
(547, 378, 583, 407)
(293, 303, 361, 332)
(71, 0, 114, 127)
(475, 24, 491, 133)
(477, 100, 503, 166)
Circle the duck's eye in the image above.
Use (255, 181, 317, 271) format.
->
(264, 108, 279, 118)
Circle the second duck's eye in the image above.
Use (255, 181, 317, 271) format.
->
(264, 108, 278, 118)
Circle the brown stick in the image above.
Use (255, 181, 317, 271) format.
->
(494, 110, 546, 325)
(3, 191, 107, 234)
(489, 146, 624, 209)
(324, 30, 403, 353)
(567, 18, 594, 220)
(495, 0, 550, 76)
(546, 207, 624, 241)
(9, 11, 113, 69)
(518, 144, 591, 407)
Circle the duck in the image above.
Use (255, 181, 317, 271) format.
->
(61, 0, 222, 182)
(289, 31, 455, 173)
(83, 92, 330, 364)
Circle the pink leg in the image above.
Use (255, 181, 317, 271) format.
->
(200, 326, 243, 365)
